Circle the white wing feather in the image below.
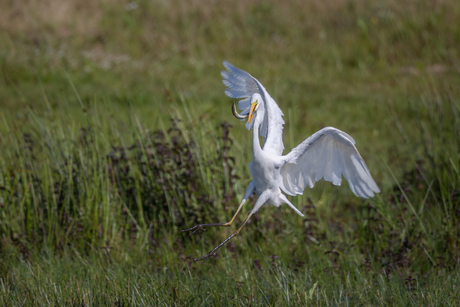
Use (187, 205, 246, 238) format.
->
(280, 127, 380, 198)
(222, 61, 285, 155)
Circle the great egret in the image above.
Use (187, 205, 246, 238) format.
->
(182, 61, 380, 263)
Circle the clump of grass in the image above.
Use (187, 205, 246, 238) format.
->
(0, 103, 241, 265)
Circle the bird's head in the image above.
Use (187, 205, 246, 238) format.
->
(232, 94, 262, 130)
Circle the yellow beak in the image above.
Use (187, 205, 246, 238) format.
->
(248, 101, 258, 124)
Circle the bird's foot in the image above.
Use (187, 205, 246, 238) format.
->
(181, 224, 207, 236)
(193, 233, 237, 264)
(193, 252, 216, 264)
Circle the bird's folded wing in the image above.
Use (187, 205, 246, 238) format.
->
(280, 127, 380, 198)
(222, 60, 285, 155)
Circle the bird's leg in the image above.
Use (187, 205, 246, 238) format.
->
(181, 182, 255, 236)
(194, 211, 254, 263)
(181, 198, 247, 236)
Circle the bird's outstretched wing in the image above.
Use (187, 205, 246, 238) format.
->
(280, 127, 380, 198)
(222, 61, 285, 155)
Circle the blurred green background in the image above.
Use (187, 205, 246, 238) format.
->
(1, 0, 459, 305)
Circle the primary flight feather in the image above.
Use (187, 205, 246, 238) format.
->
(182, 61, 380, 263)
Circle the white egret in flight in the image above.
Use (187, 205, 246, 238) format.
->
(183, 61, 380, 263)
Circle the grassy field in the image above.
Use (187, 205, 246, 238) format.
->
(1, 0, 460, 305)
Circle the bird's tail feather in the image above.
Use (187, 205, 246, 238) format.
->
(280, 194, 304, 217)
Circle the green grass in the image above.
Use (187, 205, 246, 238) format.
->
(1, 0, 460, 305)
(2, 254, 459, 306)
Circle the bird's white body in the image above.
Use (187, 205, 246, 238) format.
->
(248, 104, 304, 215)
(184, 61, 380, 262)
(250, 150, 284, 206)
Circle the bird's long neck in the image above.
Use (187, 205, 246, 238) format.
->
(252, 118, 263, 157)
